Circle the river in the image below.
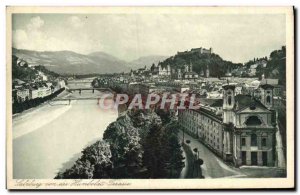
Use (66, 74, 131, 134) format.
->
(13, 81, 118, 179)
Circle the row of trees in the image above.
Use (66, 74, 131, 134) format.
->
(143, 122, 184, 178)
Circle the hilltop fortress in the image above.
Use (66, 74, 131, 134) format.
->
(177, 47, 213, 55)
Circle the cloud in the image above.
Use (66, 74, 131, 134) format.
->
(12, 15, 102, 55)
(12, 14, 285, 62)
(13, 29, 28, 48)
(68, 16, 84, 29)
(13, 16, 63, 52)
(26, 16, 44, 31)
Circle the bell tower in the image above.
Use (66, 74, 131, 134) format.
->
(189, 60, 193, 72)
(259, 84, 274, 109)
(222, 83, 235, 162)
(206, 64, 210, 77)
(222, 84, 235, 124)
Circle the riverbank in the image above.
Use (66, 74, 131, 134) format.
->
(13, 88, 65, 114)
(13, 93, 118, 179)
(13, 100, 75, 140)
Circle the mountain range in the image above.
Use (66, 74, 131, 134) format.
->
(12, 48, 167, 75)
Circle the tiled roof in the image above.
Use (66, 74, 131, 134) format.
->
(200, 98, 223, 107)
(259, 84, 274, 89)
(222, 84, 235, 90)
(235, 94, 268, 111)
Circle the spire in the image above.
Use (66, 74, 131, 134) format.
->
(189, 60, 193, 72)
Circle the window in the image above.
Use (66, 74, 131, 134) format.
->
(251, 134, 257, 146)
(241, 137, 246, 146)
(266, 96, 271, 104)
(228, 96, 232, 105)
(262, 137, 267, 147)
(245, 116, 262, 126)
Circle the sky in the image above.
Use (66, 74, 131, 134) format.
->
(12, 13, 286, 63)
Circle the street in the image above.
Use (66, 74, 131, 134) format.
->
(179, 131, 245, 178)
(179, 130, 286, 178)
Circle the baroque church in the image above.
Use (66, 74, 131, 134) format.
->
(179, 83, 277, 167)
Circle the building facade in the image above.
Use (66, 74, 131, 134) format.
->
(178, 83, 277, 167)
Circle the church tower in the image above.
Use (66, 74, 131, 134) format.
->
(177, 69, 182, 79)
(259, 84, 274, 109)
(222, 83, 235, 161)
(167, 65, 171, 75)
(184, 64, 189, 73)
(222, 84, 235, 124)
(130, 69, 134, 77)
(206, 64, 210, 77)
(189, 60, 193, 72)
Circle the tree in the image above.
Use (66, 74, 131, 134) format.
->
(103, 115, 143, 178)
(165, 134, 185, 178)
(143, 121, 184, 178)
(143, 124, 168, 178)
(55, 140, 112, 179)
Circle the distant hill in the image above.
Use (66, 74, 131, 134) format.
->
(129, 55, 169, 70)
(12, 48, 129, 75)
(158, 50, 243, 77)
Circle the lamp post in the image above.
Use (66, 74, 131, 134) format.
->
(193, 148, 198, 177)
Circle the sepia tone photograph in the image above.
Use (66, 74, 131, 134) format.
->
(6, 6, 294, 189)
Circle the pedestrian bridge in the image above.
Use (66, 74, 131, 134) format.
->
(67, 87, 114, 93)
(49, 88, 114, 105)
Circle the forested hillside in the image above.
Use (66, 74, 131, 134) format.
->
(159, 51, 243, 77)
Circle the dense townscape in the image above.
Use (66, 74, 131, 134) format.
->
(91, 46, 286, 172)
(12, 55, 67, 113)
(12, 46, 287, 179)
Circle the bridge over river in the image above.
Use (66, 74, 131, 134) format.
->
(13, 79, 118, 179)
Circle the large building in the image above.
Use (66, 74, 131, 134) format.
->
(150, 64, 171, 76)
(182, 62, 199, 80)
(178, 83, 277, 167)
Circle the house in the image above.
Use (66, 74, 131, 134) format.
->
(12, 79, 26, 89)
(29, 83, 40, 99)
(16, 86, 30, 102)
(17, 59, 28, 67)
(248, 64, 258, 76)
